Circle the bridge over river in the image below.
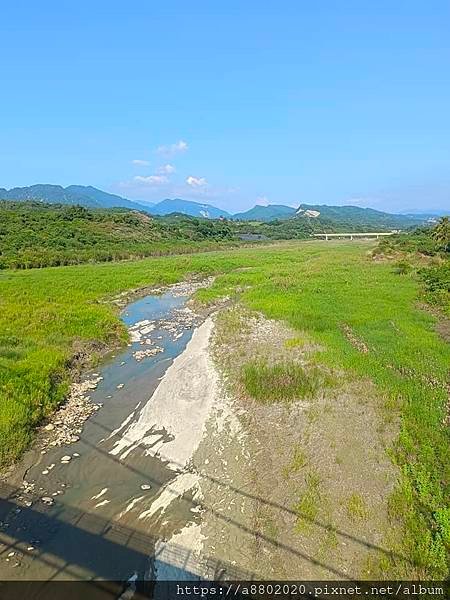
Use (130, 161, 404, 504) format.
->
(312, 231, 400, 241)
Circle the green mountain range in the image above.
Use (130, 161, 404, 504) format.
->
(0, 184, 151, 212)
(0, 184, 440, 228)
(233, 204, 297, 221)
(294, 203, 425, 229)
(150, 198, 230, 218)
(0, 185, 230, 219)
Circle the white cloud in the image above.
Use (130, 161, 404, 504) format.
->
(256, 195, 270, 206)
(156, 163, 176, 175)
(131, 159, 150, 166)
(134, 175, 168, 185)
(186, 175, 207, 188)
(156, 140, 188, 156)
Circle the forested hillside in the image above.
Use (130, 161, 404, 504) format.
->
(0, 202, 236, 268)
(1, 200, 443, 270)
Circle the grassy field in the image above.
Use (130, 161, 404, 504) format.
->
(0, 240, 448, 577)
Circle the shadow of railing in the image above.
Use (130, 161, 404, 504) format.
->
(0, 483, 253, 597)
(0, 395, 409, 589)
(87, 417, 408, 564)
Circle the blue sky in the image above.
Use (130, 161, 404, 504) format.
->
(1, 1, 449, 213)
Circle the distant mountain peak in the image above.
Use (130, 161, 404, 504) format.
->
(233, 204, 297, 221)
(0, 184, 151, 212)
(149, 198, 231, 218)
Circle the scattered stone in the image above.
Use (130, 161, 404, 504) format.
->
(22, 479, 36, 492)
(38, 374, 104, 452)
(73, 452, 80, 458)
(140, 484, 151, 490)
(41, 470, 49, 475)
(133, 347, 163, 361)
(41, 497, 54, 506)
(117, 383, 124, 389)
(61, 455, 72, 463)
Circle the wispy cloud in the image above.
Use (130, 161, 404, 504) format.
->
(156, 140, 188, 156)
(134, 175, 168, 185)
(156, 163, 176, 175)
(186, 175, 207, 188)
(255, 195, 269, 206)
(131, 159, 150, 167)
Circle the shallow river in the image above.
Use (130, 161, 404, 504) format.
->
(0, 284, 215, 591)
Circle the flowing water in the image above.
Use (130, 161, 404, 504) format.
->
(0, 284, 216, 589)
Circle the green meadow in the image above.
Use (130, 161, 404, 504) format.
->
(0, 240, 448, 577)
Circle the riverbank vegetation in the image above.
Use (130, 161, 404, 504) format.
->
(0, 238, 448, 578)
(373, 218, 449, 313)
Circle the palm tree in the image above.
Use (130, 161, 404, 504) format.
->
(431, 216, 450, 251)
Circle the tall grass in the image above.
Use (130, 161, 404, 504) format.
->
(240, 360, 322, 402)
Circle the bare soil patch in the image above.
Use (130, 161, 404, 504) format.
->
(194, 307, 400, 579)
